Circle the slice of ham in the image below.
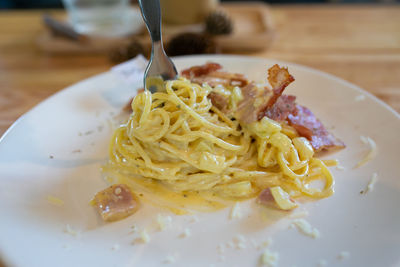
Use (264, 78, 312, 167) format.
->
(208, 91, 229, 113)
(236, 83, 272, 124)
(288, 105, 345, 152)
(178, 62, 344, 153)
(258, 188, 275, 205)
(93, 184, 139, 222)
(263, 94, 297, 121)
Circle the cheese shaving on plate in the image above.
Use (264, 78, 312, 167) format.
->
(47, 195, 64, 206)
(291, 219, 320, 239)
(260, 248, 279, 267)
(157, 214, 172, 231)
(140, 229, 150, 243)
(229, 202, 242, 219)
(355, 136, 377, 168)
(64, 224, 80, 238)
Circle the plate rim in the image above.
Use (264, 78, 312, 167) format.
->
(1, 54, 400, 267)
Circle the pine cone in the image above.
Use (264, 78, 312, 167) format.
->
(166, 33, 218, 56)
(109, 40, 145, 63)
(205, 11, 233, 35)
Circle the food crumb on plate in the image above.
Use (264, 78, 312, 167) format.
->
(355, 136, 377, 168)
(85, 130, 94, 135)
(291, 219, 320, 239)
(289, 210, 309, 219)
(260, 248, 279, 267)
(130, 224, 138, 233)
(180, 228, 191, 238)
(63, 224, 80, 238)
(229, 202, 242, 219)
(317, 259, 327, 266)
(189, 215, 199, 223)
(157, 214, 172, 231)
(336, 165, 345, 171)
(233, 234, 247, 249)
(46, 195, 64, 206)
(111, 244, 120, 251)
(140, 229, 150, 243)
(259, 238, 273, 250)
(360, 172, 378, 195)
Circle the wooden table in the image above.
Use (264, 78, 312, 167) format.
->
(1, 5, 400, 138)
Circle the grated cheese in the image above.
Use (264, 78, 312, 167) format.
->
(189, 215, 199, 223)
(47, 195, 64, 207)
(289, 210, 309, 219)
(260, 249, 279, 267)
(336, 165, 345, 171)
(366, 172, 378, 193)
(180, 228, 191, 238)
(64, 224, 80, 238)
(157, 214, 172, 231)
(130, 224, 138, 233)
(140, 229, 150, 243)
(229, 202, 242, 219)
(291, 219, 320, 239)
(355, 136, 377, 168)
(259, 238, 272, 249)
(233, 234, 247, 249)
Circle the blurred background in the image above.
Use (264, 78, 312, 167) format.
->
(0, 0, 399, 8)
(0, 0, 399, 138)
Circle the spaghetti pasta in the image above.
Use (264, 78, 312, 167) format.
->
(102, 66, 340, 213)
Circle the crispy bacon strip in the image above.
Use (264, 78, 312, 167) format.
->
(288, 105, 345, 152)
(265, 64, 295, 110)
(237, 65, 294, 124)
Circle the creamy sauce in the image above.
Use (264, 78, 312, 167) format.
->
(114, 172, 229, 214)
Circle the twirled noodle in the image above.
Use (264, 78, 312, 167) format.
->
(104, 78, 336, 212)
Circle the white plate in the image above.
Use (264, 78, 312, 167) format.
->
(1, 55, 399, 267)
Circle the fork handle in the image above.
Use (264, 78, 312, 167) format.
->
(138, 0, 161, 42)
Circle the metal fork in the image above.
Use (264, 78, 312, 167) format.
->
(138, 0, 177, 93)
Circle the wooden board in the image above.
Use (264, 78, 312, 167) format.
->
(36, 2, 275, 54)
